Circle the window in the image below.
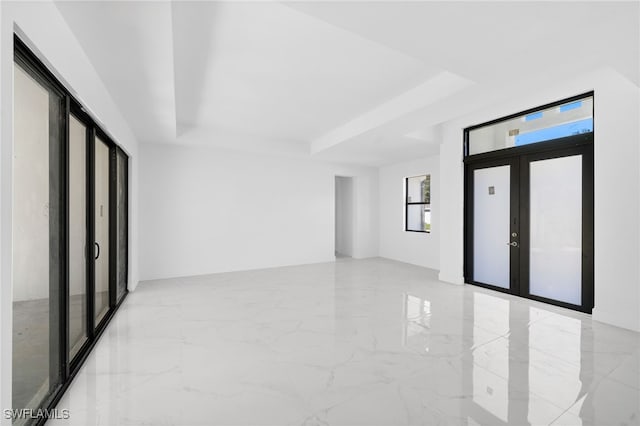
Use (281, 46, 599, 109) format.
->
(406, 174, 431, 232)
(466, 94, 593, 156)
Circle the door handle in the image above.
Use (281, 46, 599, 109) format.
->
(507, 241, 519, 247)
(95, 242, 100, 260)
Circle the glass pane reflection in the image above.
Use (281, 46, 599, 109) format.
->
(403, 294, 431, 352)
(466, 293, 593, 426)
(472, 293, 509, 422)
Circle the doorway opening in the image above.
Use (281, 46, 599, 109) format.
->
(463, 93, 594, 313)
(335, 176, 354, 258)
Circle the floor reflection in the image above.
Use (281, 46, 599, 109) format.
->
(402, 287, 637, 425)
(403, 294, 431, 352)
(48, 258, 639, 426)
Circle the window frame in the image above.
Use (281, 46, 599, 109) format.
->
(405, 174, 431, 233)
(463, 91, 594, 158)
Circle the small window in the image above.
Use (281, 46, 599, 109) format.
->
(406, 175, 431, 232)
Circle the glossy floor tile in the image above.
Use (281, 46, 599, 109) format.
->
(50, 258, 640, 426)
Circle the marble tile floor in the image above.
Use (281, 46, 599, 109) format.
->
(49, 258, 640, 426)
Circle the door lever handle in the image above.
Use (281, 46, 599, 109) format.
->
(95, 242, 100, 259)
(507, 241, 519, 247)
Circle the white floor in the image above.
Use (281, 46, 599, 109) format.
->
(50, 258, 639, 426)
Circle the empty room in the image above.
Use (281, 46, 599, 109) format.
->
(0, 1, 639, 425)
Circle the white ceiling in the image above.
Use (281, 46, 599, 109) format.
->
(55, 1, 639, 166)
(54, 1, 177, 144)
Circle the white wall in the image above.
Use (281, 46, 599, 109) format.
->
(0, 2, 140, 420)
(352, 168, 379, 259)
(439, 67, 640, 332)
(335, 176, 354, 257)
(379, 155, 439, 270)
(139, 143, 378, 281)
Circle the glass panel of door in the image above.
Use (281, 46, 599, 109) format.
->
(116, 148, 128, 302)
(467, 146, 593, 312)
(473, 164, 512, 289)
(529, 155, 583, 305)
(94, 136, 111, 326)
(12, 60, 64, 417)
(69, 114, 88, 360)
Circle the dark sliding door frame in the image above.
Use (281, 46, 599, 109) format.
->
(67, 103, 96, 371)
(14, 35, 130, 425)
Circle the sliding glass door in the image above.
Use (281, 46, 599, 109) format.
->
(12, 36, 130, 423)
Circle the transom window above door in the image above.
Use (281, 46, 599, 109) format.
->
(466, 94, 593, 156)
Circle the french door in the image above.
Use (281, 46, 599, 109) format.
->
(465, 138, 594, 313)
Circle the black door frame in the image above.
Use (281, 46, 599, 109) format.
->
(517, 143, 594, 313)
(464, 111, 595, 314)
(93, 129, 114, 330)
(67, 103, 95, 370)
(464, 156, 520, 295)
